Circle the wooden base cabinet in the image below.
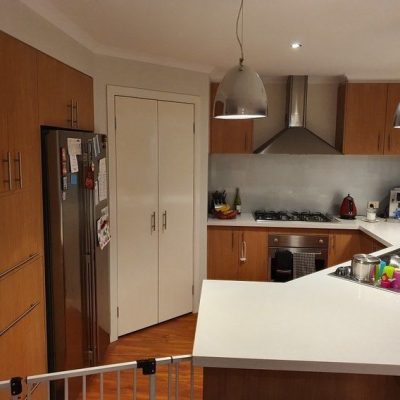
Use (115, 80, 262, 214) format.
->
(207, 227, 268, 281)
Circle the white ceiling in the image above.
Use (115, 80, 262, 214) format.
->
(21, 0, 400, 79)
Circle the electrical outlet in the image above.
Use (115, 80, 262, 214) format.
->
(368, 201, 379, 209)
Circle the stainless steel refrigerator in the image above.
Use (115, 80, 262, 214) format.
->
(42, 129, 110, 396)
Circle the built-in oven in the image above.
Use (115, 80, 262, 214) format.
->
(268, 234, 329, 282)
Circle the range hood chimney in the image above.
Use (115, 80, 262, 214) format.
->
(254, 76, 340, 154)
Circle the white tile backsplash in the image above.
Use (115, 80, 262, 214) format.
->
(209, 154, 400, 215)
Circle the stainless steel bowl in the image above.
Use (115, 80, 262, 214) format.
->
(351, 254, 380, 282)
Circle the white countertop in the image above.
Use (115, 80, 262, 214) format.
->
(194, 219, 400, 375)
(208, 213, 400, 247)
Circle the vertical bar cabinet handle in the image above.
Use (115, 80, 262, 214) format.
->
(74, 100, 79, 128)
(15, 152, 22, 189)
(162, 211, 167, 231)
(68, 99, 74, 127)
(3, 151, 12, 190)
(151, 212, 156, 233)
(388, 133, 391, 151)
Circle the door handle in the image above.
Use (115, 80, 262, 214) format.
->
(162, 211, 167, 231)
(388, 133, 391, 152)
(3, 151, 12, 190)
(14, 152, 22, 189)
(151, 212, 156, 233)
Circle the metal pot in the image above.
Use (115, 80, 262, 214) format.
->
(351, 254, 380, 283)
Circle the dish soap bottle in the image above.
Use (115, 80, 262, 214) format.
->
(234, 188, 242, 214)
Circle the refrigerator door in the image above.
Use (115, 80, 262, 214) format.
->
(43, 129, 110, 380)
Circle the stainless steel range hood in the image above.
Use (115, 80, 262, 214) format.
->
(254, 76, 340, 154)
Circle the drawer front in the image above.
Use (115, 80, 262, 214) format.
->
(0, 299, 47, 382)
(0, 256, 44, 332)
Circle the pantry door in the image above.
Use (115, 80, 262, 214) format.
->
(115, 96, 159, 336)
(158, 101, 194, 322)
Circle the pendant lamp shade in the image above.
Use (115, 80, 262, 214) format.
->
(214, 64, 267, 119)
(394, 102, 400, 128)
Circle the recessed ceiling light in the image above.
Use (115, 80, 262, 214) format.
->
(291, 42, 302, 49)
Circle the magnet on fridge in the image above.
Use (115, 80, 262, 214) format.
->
(70, 174, 78, 185)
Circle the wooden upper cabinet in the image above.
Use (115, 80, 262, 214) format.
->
(384, 83, 400, 154)
(336, 83, 387, 154)
(209, 82, 253, 154)
(336, 82, 400, 155)
(38, 52, 94, 131)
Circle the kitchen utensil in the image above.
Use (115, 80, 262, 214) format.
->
(351, 254, 380, 282)
(389, 255, 400, 268)
(340, 194, 357, 219)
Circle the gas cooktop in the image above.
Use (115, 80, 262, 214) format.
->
(254, 210, 336, 223)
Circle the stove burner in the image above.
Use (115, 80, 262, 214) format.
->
(254, 210, 334, 223)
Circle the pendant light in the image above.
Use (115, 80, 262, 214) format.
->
(393, 102, 400, 128)
(213, 0, 267, 119)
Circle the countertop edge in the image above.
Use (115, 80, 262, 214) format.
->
(192, 355, 400, 376)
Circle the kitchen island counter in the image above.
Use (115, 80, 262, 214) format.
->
(194, 244, 400, 399)
(208, 213, 400, 247)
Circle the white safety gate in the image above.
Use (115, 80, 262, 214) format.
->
(0, 355, 194, 400)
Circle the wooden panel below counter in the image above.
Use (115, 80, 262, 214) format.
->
(203, 367, 400, 400)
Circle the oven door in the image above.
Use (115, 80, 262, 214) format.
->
(269, 246, 328, 282)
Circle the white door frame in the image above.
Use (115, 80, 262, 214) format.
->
(107, 85, 201, 341)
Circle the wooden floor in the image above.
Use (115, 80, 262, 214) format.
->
(86, 313, 202, 400)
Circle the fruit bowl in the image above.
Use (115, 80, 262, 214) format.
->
(214, 210, 238, 219)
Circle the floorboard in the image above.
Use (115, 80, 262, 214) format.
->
(86, 313, 202, 400)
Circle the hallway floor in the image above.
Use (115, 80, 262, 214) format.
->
(87, 313, 202, 400)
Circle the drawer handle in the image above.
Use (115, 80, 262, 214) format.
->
(0, 253, 40, 279)
(0, 301, 40, 337)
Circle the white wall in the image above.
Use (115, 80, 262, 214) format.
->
(1, 0, 210, 342)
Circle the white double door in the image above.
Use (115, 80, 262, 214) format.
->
(116, 96, 194, 336)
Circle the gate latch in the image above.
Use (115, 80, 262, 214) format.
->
(137, 358, 156, 375)
(10, 377, 23, 397)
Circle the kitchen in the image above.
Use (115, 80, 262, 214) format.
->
(2, 1, 400, 399)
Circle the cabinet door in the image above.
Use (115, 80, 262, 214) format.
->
(0, 33, 43, 271)
(209, 83, 253, 154)
(66, 66, 94, 131)
(328, 230, 361, 267)
(384, 83, 400, 154)
(115, 96, 159, 336)
(38, 52, 72, 128)
(158, 101, 194, 322)
(207, 227, 238, 280)
(237, 228, 268, 281)
(341, 83, 387, 154)
(0, 32, 10, 194)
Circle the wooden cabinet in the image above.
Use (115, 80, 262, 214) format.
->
(328, 230, 361, 266)
(359, 232, 387, 253)
(209, 82, 253, 153)
(208, 227, 268, 281)
(336, 83, 400, 154)
(328, 230, 387, 267)
(0, 32, 47, 385)
(38, 52, 94, 131)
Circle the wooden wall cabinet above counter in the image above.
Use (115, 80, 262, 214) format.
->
(209, 82, 253, 154)
(336, 82, 400, 155)
(38, 52, 94, 131)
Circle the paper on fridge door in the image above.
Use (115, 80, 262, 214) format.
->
(69, 154, 79, 173)
(67, 138, 82, 155)
(98, 158, 107, 202)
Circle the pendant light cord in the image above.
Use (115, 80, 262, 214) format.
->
(236, 0, 244, 68)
